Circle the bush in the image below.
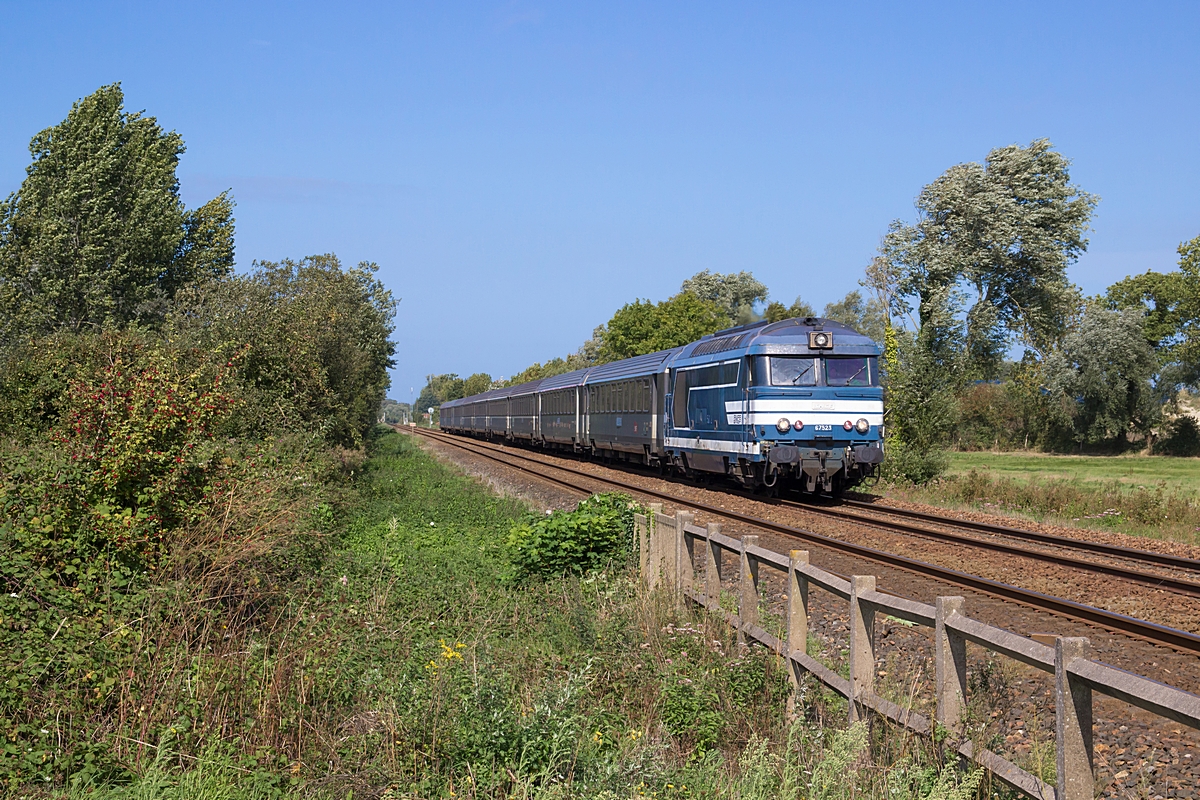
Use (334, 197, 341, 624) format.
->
(882, 440, 949, 486)
(1155, 415, 1200, 457)
(505, 493, 643, 582)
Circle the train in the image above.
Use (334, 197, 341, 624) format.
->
(438, 316, 884, 495)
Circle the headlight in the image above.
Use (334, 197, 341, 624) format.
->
(776, 417, 791, 433)
(855, 418, 870, 434)
(842, 420, 853, 431)
(793, 419, 804, 431)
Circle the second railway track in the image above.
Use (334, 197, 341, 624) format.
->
(774, 495, 1200, 597)
(409, 426, 1200, 655)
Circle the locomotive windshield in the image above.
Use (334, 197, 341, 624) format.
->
(764, 356, 817, 386)
(752, 356, 878, 387)
(825, 357, 875, 387)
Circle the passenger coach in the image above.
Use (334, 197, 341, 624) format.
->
(439, 317, 883, 494)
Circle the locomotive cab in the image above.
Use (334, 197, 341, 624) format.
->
(742, 348, 884, 493)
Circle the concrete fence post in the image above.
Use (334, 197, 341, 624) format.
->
(675, 511, 694, 597)
(704, 523, 722, 609)
(648, 503, 664, 590)
(635, 513, 649, 587)
(737, 535, 760, 644)
(934, 596, 967, 734)
(849, 575, 877, 724)
(648, 509, 666, 591)
(1055, 637, 1094, 800)
(664, 514, 676, 592)
(787, 550, 810, 716)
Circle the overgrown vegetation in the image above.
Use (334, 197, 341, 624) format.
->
(0, 84, 397, 792)
(35, 431, 987, 798)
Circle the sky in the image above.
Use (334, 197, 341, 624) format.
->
(2, 2, 1198, 401)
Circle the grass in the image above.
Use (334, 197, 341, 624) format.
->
(885, 452, 1200, 546)
(38, 430, 992, 799)
(944, 451, 1200, 495)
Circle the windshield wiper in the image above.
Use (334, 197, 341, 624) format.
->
(835, 363, 868, 386)
(790, 363, 814, 385)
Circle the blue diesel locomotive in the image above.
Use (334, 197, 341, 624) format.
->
(439, 317, 884, 494)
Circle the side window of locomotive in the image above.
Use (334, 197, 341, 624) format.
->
(768, 356, 818, 386)
(824, 357, 876, 387)
(672, 371, 690, 428)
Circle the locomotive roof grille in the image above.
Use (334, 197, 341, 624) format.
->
(689, 332, 751, 357)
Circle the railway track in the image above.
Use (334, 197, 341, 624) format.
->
(836, 496, 1200, 574)
(776, 496, 1200, 597)
(408, 426, 1200, 654)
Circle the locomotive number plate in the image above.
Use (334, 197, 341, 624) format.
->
(813, 424, 832, 431)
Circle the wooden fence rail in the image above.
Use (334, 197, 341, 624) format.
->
(634, 510, 1200, 800)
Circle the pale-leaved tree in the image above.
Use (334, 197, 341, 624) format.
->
(0, 84, 234, 343)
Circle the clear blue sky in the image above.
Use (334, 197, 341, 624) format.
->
(3, 2, 1197, 400)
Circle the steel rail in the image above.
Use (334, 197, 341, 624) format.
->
(773, 498, 1200, 598)
(839, 497, 1200, 573)
(409, 427, 1200, 654)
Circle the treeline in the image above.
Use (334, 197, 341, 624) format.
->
(423, 139, 1200, 474)
(0, 85, 396, 786)
(416, 271, 886, 415)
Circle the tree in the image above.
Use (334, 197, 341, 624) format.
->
(1042, 305, 1160, 449)
(461, 372, 493, 395)
(679, 270, 768, 326)
(0, 84, 235, 342)
(1106, 233, 1200, 388)
(822, 290, 888, 343)
(881, 329, 956, 483)
(416, 374, 465, 415)
(882, 139, 1097, 378)
(764, 296, 815, 323)
(167, 254, 396, 446)
(598, 292, 729, 362)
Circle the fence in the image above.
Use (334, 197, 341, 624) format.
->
(634, 506, 1200, 800)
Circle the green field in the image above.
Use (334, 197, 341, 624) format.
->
(945, 451, 1200, 495)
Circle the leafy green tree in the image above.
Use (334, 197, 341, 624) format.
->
(167, 254, 396, 446)
(1042, 305, 1160, 449)
(461, 372, 494, 395)
(598, 292, 728, 362)
(822, 290, 888, 343)
(0, 84, 234, 342)
(882, 139, 1097, 378)
(416, 373, 465, 416)
(764, 296, 815, 323)
(880, 328, 957, 482)
(1106, 233, 1200, 387)
(679, 270, 768, 325)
